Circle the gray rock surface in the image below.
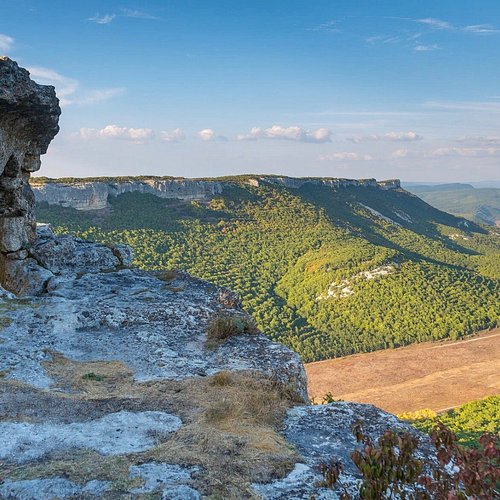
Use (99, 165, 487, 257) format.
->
(0, 478, 110, 500)
(254, 402, 435, 499)
(128, 462, 200, 496)
(1, 410, 182, 463)
(0, 57, 60, 294)
(0, 252, 306, 394)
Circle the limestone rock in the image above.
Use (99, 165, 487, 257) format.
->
(0, 255, 53, 296)
(254, 402, 436, 499)
(0, 57, 60, 294)
(30, 234, 121, 276)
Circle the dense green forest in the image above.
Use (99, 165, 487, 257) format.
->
(399, 396, 500, 448)
(36, 179, 500, 362)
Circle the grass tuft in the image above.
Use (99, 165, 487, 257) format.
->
(206, 312, 258, 343)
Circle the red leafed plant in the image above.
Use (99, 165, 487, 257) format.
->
(316, 421, 499, 499)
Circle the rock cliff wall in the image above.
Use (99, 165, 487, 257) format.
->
(32, 175, 401, 211)
(0, 57, 60, 294)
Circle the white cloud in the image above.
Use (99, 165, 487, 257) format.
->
(414, 43, 440, 51)
(237, 125, 332, 143)
(88, 13, 116, 24)
(27, 66, 124, 107)
(416, 18, 453, 30)
(121, 9, 160, 20)
(78, 125, 154, 144)
(463, 24, 500, 34)
(27, 66, 79, 106)
(198, 129, 217, 141)
(77, 87, 126, 105)
(319, 152, 373, 161)
(0, 34, 14, 53)
(161, 128, 186, 143)
(349, 131, 422, 143)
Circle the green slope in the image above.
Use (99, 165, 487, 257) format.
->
(401, 396, 500, 448)
(405, 183, 500, 226)
(36, 179, 500, 362)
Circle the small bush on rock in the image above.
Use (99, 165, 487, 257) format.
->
(206, 312, 258, 342)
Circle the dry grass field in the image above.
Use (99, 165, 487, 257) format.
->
(305, 329, 500, 414)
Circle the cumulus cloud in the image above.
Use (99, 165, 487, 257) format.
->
(349, 131, 423, 143)
(237, 125, 332, 143)
(197, 129, 227, 141)
(88, 13, 116, 24)
(319, 152, 373, 161)
(198, 129, 216, 141)
(78, 125, 154, 144)
(0, 34, 14, 53)
(27, 66, 124, 107)
(161, 128, 186, 143)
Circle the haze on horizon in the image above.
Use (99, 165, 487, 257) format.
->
(2, 0, 500, 182)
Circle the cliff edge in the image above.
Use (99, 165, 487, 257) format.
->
(0, 58, 433, 499)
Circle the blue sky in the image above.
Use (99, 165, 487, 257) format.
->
(2, 0, 500, 181)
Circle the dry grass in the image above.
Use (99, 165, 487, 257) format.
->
(3, 356, 299, 499)
(206, 312, 258, 344)
(306, 328, 500, 414)
(156, 270, 177, 282)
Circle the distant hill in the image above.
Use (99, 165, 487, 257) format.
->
(35, 176, 500, 362)
(403, 183, 500, 226)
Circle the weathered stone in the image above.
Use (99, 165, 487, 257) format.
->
(30, 234, 121, 275)
(0, 216, 29, 252)
(0, 57, 60, 294)
(0, 478, 110, 500)
(0, 411, 182, 463)
(253, 402, 436, 499)
(111, 243, 134, 266)
(0, 255, 53, 295)
(128, 463, 199, 496)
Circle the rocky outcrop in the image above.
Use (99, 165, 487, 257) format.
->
(0, 59, 435, 498)
(31, 176, 401, 211)
(0, 57, 60, 294)
(0, 228, 436, 498)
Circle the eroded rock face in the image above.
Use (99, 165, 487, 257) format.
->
(0, 57, 61, 294)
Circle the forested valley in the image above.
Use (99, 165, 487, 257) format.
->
(36, 179, 500, 362)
